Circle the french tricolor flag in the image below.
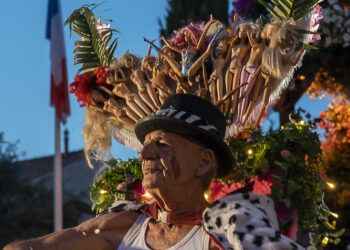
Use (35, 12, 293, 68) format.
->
(46, 0, 70, 124)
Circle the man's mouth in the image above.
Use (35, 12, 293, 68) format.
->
(142, 161, 162, 175)
(143, 168, 162, 175)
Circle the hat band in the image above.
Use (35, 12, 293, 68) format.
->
(154, 107, 219, 135)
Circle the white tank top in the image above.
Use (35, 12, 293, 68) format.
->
(117, 214, 210, 250)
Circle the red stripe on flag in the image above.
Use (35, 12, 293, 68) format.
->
(50, 58, 70, 124)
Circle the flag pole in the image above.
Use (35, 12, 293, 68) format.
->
(46, 0, 69, 231)
(54, 116, 63, 231)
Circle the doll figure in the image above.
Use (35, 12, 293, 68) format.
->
(140, 50, 162, 109)
(225, 23, 250, 116)
(242, 22, 306, 126)
(106, 61, 128, 85)
(151, 54, 176, 104)
(88, 89, 135, 131)
(122, 53, 160, 111)
(103, 98, 137, 130)
(160, 20, 218, 82)
(236, 23, 266, 124)
(112, 81, 151, 118)
(208, 39, 231, 108)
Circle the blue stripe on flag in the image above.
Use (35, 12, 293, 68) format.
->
(45, 0, 59, 40)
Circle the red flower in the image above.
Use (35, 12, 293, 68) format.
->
(69, 74, 93, 107)
(252, 175, 273, 195)
(209, 181, 245, 203)
(94, 66, 108, 85)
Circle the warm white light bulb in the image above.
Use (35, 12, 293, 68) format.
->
(143, 191, 152, 199)
(326, 182, 335, 189)
(329, 212, 339, 218)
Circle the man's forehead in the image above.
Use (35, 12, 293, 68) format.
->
(144, 130, 176, 141)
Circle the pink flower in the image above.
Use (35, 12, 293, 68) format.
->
(281, 149, 292, 160)
(96, 18, 111, 43)
(309, 5, 323, 43)
(117, 182, 127, 192)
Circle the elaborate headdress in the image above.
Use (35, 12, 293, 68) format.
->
(66, 1, 322, 167)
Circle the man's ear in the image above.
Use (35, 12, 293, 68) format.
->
(195, 148, 216, 177)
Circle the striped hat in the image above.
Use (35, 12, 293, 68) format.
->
(134, 94, 234, 178)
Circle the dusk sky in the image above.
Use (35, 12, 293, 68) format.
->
(0, 0, 329, 161)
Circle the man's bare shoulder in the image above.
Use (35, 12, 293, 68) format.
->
(4, 211, 140, 250)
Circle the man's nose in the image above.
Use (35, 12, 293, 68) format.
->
(139, 141, 158, 160)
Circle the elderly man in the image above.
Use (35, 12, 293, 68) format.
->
(5, 94, 303, 250)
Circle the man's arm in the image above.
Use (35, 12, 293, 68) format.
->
(4, 211, 139, 250)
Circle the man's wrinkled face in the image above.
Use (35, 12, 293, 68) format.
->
(139, 130, 203, 190)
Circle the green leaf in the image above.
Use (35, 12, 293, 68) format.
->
(77, 63, 99, 74)
(271, 0, 289, 18)
(330, 228, 345, 238)
(107, 39, 118, 63)
(333, 238, 341, 245)
(279, 0, 292, 10)
(73, 47, 95, 54)
(303, 43, 318, 50)
(323, 221, 336, 230)
(75, 40, 93, 48)
(257, 0, 283, 20)
(74, 57, 100, 65)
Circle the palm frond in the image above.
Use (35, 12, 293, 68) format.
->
(65, 6, 119, 73)
(259, 0, 319, 21)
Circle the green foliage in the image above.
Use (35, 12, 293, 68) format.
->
(65, 4, 119, 74)
(257, 0, 319, 21)
(226, 121, 343, 248)
(90, 158, 143, 214)
(87, 122, 342, 247)
(159, 0, 228, 38)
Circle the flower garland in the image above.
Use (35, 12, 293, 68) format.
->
(90, 158, 149, 214)
(89, 121, 343, 248)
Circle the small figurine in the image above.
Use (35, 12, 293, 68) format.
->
(88, 88, 135, 130)
(208, 38, 230, 108)
(122, 53, 160, 111)
(225, 20, 250, 116)
(160, 20, 218, 81)
(242, 22, 306, 126)
(236, 22, 266, 124)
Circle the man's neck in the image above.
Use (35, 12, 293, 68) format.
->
(147, 184, 209, 213)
